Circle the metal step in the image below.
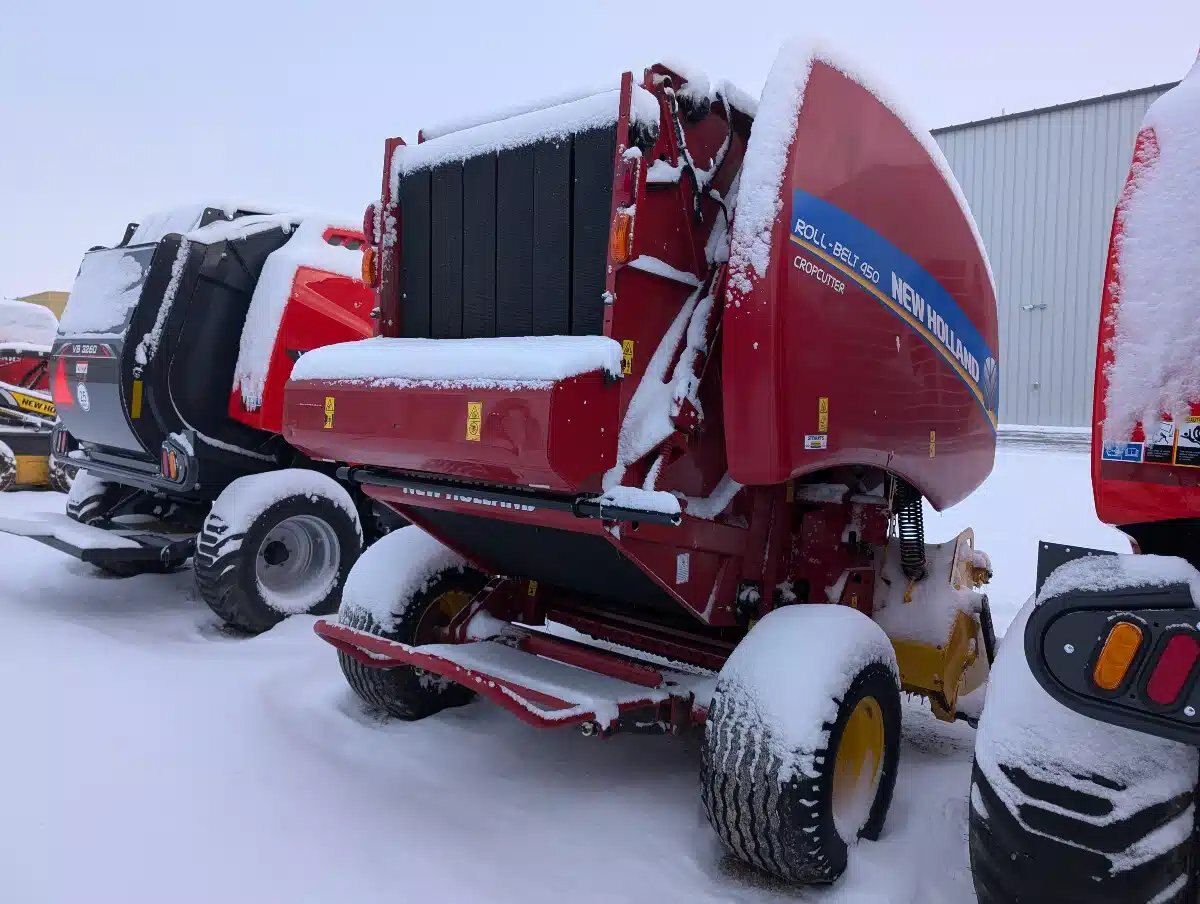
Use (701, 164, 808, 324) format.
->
(316, 621, 710, 730)
(0, 511, 193, 563)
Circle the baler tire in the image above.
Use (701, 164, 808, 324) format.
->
(701, 608, 901, 884)
(195, 493, 361, 634)
(0, 441, 15, 492)
(338, 568, 487, 721)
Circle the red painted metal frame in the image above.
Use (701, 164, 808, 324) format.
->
(547, 606, 736, 672)
(315, 618, 698, 731)
(228, 256, 374, 434)
(375, 136, 406, 338)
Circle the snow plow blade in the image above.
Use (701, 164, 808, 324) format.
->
(315, 619, 705, 732)
(0, 512, 195, 564)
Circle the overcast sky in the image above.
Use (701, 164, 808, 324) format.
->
(1, 0, 1197, 296)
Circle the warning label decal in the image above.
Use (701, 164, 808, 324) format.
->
(1176, 417, 1200, 467)
(1144, 419, 1176, 464)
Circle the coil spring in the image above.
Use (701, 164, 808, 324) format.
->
(894, 481, 927, 581)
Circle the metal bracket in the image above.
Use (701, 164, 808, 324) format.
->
(1035, 541, 1117, 597)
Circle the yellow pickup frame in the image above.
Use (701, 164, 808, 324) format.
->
(888, 528, 992, 722)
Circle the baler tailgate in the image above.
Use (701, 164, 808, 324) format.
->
(317, 621, 703, 730)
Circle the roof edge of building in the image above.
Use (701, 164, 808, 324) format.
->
(933, 81, 1180, 135)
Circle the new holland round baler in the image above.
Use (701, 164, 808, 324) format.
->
(284, 41, 1000, 885)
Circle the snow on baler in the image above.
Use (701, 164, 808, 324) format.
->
(0, 297, 63, 491)
(286, 40, 999, 885)
(0, 206, 380, 632)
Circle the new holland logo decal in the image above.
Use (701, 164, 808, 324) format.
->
(789, 189, 1000, 428)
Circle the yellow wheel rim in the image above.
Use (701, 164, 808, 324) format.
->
(831, 696, 885, 840)
(414, 589, 473, 644)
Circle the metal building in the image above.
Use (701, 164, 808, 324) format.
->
(934, 84, 1176, 428)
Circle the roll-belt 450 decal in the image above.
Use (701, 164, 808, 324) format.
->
(789, 189, 1000, 427)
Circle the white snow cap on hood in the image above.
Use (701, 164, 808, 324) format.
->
(0, 297, 58, 348)
(728, 37, 993, 297)
(1103, 58, 1200, 441)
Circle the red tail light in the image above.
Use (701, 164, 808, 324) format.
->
(363, 202, 378, 247)
(52, 357, 72, 406)
(1145, 633, 1200, 707)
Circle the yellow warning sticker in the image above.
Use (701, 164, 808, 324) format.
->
(1175, 416, 1200, 467)
(817, 396, 829, 433)
(527, 580, 539, 597)
(621, 339, 635, 375)
(130, 379, 143, 420)
(323, 396, 335, 429)
(929, 430, 937, 458)
(466, 401, 482, 441)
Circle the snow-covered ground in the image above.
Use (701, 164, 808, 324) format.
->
(0, 439, 1125, 903)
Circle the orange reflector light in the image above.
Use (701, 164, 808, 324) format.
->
(1092, 622, 1144, 691)
(610, 210, 633, 264)
(361, 247, 378, 287)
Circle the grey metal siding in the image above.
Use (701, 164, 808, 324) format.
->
(934, 87, 1171, 427)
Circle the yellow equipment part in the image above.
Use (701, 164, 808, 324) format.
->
(832, 695, 886, 822)
(13, 453, 50, 489)
(883, 528, 993, 723)
(9, 389, 56, 419)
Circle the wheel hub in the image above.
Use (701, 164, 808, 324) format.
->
(254, 514, 341, 614)
(262, 539, 290, 567)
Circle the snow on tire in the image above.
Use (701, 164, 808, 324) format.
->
(970, 595, 1200, 904)
(0, 440, 15, 492)
(194, 469, 362, 633)
(64, 471, 182, 577)
(701, 605, 901, 884)
(49, 460, 76, 494)
(65, 469, 111, 523)
(336, 526, 485, 720)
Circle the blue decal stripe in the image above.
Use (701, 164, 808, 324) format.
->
(790, 190, 999, 428)
(788, 236, 997, 427)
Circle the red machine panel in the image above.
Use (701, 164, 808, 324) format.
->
(1092, 122, 1200, 526)
(723, 60, 998, 510)
(286, 372, 620, 492)
(0, 348, 49, 391)
(229, 266, 373, 434)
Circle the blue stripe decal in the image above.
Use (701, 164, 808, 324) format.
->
(789, 189, 1000, 426)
